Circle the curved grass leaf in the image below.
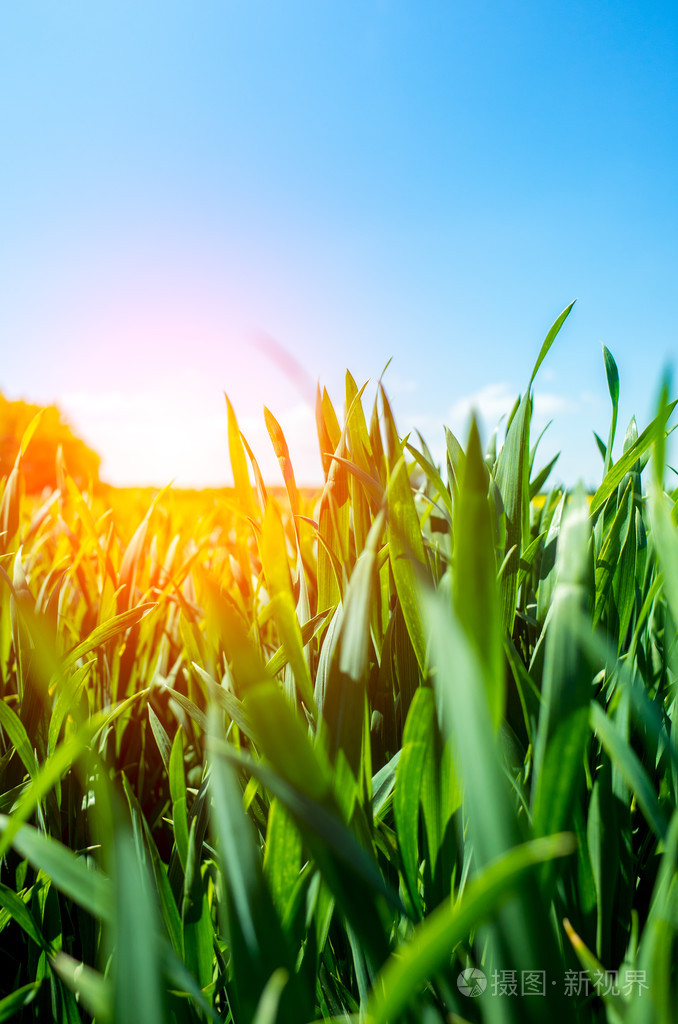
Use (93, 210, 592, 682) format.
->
(454, 416, 504, 729)
(113, 818, 166, 1024)
(61, 603, 156, 672)
(0, 698, 39, 780)
(0, 814, 113, 921)
(208, 722, 300, 1024)
(529, 301, 576, 388)
(0, 879, 48, 949)
(394, 688, 434, 917)
(590, 400, 677, 516)
(0, 982, 41, 1022)
(50, 953, 112, 1024)
(388, 459, 429, 674)
(366, 834, 576, 1024)
(225, 394, 258, 519)
(590, 702, 668, 841)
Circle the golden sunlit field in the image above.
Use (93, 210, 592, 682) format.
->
(1, 306, 678, 1024)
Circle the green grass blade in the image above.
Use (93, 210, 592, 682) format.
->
(394, 687, 433, 918)
(603, 344, 620, 477)
(648, 478, 678, 628)
(252, 969, 290, 1024)
(0, 879, 48, 949)
(423, 585, 565, 1000)
(50, 953, 112, 1024)
(531, 489, 592, 835)
(322, 512, 384, 771)
(590, 701, 668, 841)
(0, 719, 101, 862)
(590, 400, 677, 516)
(388, 459, 429, 674)
(453, 416, 504, 729)
(208, 717, 299, 1024)
(366, 834, 575, 1024)
(593, 478, 633, 626)
(112, 817, 166, 1024)
(0, 983, 41, 1022)
(371, 750, 400, 819)
(169, 727, 189, 873)
(147, 704, 171, 774)
(0, 698, 39, 779)
(120, 772, 183, 957)
(494, 392, 531, 636)
(0, 815, 113, 921)
(263, 798, 302, 921)
(529, 301, 576, 388)
(61, 604, 156, 672)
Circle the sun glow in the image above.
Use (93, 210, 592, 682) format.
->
(59, 375, 322, 489)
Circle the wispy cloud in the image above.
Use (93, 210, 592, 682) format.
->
(445, 382, 576, 441)
(382, 373, 418, 396)
(448, 382, 517, 434)
(398, 379, 597, 488)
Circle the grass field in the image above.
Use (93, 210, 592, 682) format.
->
(1, 303, 677, 1023)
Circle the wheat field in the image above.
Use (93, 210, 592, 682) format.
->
(0, 304, 677, 1023)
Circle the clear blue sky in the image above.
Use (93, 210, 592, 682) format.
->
(1, 1, 676, 486)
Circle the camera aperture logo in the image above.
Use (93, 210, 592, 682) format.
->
(457, 968, 487, 997)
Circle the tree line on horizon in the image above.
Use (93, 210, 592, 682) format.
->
(0, 393, 100, 492)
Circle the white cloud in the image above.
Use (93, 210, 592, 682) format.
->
(532, 391, 573, 419)
(442, 383, 576, 443)
(382, 373, 418, 396)
(579, 389, 605, 408)
(448, 382, 517, 435)
(399, 381, 599, 488)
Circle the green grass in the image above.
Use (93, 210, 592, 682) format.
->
(0, 302, 677, 1023)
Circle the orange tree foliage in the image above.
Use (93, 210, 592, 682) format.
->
(0, 394, 100, 492)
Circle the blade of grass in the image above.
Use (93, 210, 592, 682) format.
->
(366, 834, 576, 1024)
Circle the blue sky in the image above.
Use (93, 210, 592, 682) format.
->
(1, 1, 676, 486)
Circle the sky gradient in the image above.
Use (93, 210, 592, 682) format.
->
(1, 2, 677, 487)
